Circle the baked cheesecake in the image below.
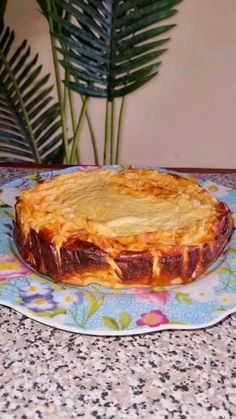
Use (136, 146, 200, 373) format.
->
(14, 169, 233, 288)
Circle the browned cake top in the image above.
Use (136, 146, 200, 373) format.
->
(16, 168, 221, 254)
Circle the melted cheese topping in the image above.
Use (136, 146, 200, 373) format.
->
(17, 169, 218, 246)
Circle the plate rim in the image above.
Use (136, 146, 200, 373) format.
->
(0, 165, 236, 335)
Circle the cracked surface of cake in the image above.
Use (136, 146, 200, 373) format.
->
(14, 168, 233, 288)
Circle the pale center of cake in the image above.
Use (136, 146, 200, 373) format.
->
(21, 170, 216, 240)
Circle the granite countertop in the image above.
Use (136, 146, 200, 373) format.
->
(0, 167, 236, 419)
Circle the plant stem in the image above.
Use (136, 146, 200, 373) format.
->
(82, 96, 99, 165)
(110, 99, 115, 164)
(64, 9, 77, 136)
(72, 73, 99, 164)
(70, 97, 89, 164)
(63, 84, 68, 117)
(68, 87, 77, 134)
(67, 80, 81, 164)
(115, 97, 126, 164)
(47, 0, 69, 163)
(104, 100, 111, 164)
(62, 8, 78, 162)
(0, 51, 41, 163)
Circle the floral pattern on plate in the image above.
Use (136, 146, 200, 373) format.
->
(0, 166, 236, 336)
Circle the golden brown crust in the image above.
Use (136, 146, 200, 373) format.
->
(13, 169, 233, 288)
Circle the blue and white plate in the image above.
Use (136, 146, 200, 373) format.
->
(0, 166, 236, 336)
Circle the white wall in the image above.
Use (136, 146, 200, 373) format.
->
(5, 0, 236, 168)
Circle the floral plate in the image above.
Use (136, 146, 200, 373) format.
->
(0, 166, 236, 336)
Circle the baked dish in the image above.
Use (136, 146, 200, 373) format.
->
(14, 168, 233, 288)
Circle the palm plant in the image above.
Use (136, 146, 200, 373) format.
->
(0, 0, 182, 165)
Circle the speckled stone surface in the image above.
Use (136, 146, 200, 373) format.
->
(0, 167, 236, 419)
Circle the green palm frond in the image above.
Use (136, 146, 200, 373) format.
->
(36, 0, 68, 29)
(0, 1, 7, 19)
(0, 19, 63, 163)
(50, 0, 182, 100)
(36, 0, 48, 17)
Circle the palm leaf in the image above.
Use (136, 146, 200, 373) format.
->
(0, 1, 7, 19)
(36, 0, 69, 34)
(36, 0, 48, 17)
(0, 20, 63, 163)
(36, 0, 66, 19)
(50, 0, 182, 100)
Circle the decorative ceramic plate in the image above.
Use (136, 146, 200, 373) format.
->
(0, 166, 236, 336)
